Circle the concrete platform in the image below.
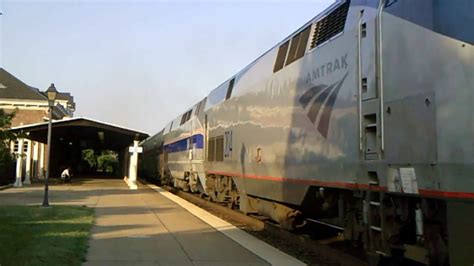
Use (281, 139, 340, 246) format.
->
(0, 179, 304, 266)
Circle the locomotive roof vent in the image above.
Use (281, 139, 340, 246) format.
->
(310, 0, 350, 50)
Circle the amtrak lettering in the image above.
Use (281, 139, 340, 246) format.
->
(266, 54, 350, 138)
(300, 72, 349, 138)
(266, 53, 349, 94)
(304, 54, 348, 84)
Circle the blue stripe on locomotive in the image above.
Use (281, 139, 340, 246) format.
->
(165, 134, 204, 153)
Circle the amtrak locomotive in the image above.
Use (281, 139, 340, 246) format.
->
(140, 0, 474, 265)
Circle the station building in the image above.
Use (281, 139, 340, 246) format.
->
(1, 68, 148, 189)
(0, 68, 75, 185)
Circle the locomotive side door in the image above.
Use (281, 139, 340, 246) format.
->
(357, 4, 384, 161)
(357, 1, 388, 257)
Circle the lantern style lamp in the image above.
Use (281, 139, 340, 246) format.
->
(46, 83, 58, 106)
(42, 83, 58, 207)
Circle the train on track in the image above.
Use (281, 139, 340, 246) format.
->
(139, 0, 473, 265)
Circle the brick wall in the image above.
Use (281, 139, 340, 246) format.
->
(9, 109, 47, 127)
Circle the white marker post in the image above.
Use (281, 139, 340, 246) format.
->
(125, 140, 142, 190)
(39, 143, 45, 179)
(24, 140, 32, 185)
(14, 138, 24, 187)
(32, 142, 39, 179)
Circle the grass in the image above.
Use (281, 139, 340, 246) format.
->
(0, 205, 94, 266)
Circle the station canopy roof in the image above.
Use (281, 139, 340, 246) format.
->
(10, 117, 149, 151)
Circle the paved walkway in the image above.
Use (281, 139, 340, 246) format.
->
(0, 179, 289, 266)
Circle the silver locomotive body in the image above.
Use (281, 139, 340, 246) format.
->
(142, 0, 473, 264)
(160, 99, 207, 193)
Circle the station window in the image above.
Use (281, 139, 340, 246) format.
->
(13, 141, 19, 153)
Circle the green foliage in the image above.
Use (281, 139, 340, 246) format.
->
(97, 150, 118, 173)
(0, 109, 15, 142)
(0, 109, 16, 183)
(81, 149, 97, 169)
(82, 149, 118, 173)
(0, 205, 94, 266)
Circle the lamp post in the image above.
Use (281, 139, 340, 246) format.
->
(42, 83, 58, 207)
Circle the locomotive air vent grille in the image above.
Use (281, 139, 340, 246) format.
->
(310, 1, 350, 49)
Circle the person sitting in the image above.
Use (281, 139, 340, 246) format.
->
(61, 167, 72, 183)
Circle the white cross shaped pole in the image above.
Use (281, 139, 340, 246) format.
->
(14, 138, 24, 187)
(125, 140, 142, 190)
(24, 140, 32, 185)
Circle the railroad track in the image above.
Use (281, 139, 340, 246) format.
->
(159, 185, 367, 266)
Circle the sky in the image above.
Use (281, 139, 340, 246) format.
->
(0, 0, 334, 134)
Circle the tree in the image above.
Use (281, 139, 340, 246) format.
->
(97, 150, 118, 174)
(82, 149, 97, 170)
(0, 109, 16, 184)
(81, 149, 118, 174)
